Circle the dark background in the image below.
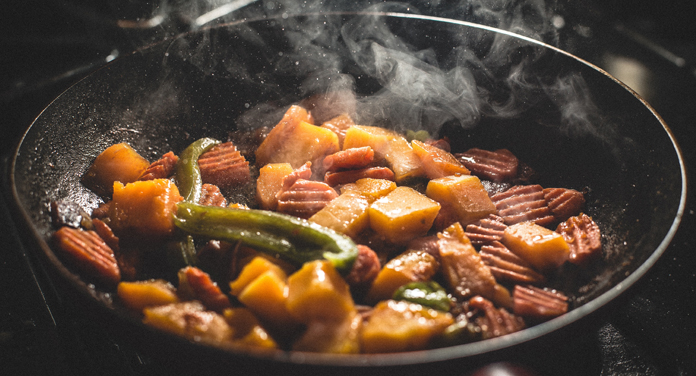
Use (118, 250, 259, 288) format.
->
(1, 1, 695, 375)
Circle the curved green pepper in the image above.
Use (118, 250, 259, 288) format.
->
(173, 202, 358, 274)
(176, 137, 220, 203)
(393, 281, 452, 312)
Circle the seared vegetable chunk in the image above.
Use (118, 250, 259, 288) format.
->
(143, 301, 233, 346)
(256, 163, 294, 210)
(309, 190, 370, 238)
(286, 260, 356, 323)
(366, 249, 439, 303)
(82, 143, 150, 197)
(368, 186, 441, 244)
(502, 221, 570, 271)
(426, 175, 497, 227)
(117, 279, 179, 312)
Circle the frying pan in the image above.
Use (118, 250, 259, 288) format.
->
(9, 11, 686, 375)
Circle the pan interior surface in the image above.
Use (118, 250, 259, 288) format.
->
(10, 12, 685, 368)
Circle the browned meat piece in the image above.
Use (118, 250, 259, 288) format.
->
(91, 201, 111, 219)
(178, 266, 231, 313)
(425, 137, 451, 152)
(490, 185, 555, 227)
(322, 146, 375, 172)
(465, 214, 507, 247)
(513, 285, 568, 321)
(92, 218, 119, 252)
(479, 241, 545, 285)
(544, 187, 586, 222)
(344, 245, 381, 288)
(138, 151, 178, 181)
(455, 148, 518, 183)
(52, 227, 120, 287)
(468, 296, 525, 339)
(276, 179, 338, 219)
(281, 162, 313, 192)
(324, 167, 395, 187)
(556, 213, 602, 266)
(407, 235, 441, 261)
(199, 184, 228, 207)
(198, 142, 251, 190)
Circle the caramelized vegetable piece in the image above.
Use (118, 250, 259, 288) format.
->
(82, 143, 150, 197)
(256, 163, 294, 210)
(411, 140, 470, 179)
(368, 186, 441, 244)
(340, 178, 397, 202)
(468, 296, 525, 339)
(366, 249, 439, 303)
(480, 241, 546, 285)
(138, 151, 178, 181)
(360, 300, 454, 353)
(52, 227, 120, 287)
(544, 188, 585, 222)
(343, 125, 424, 183)
(437, 223, 511, 308)
(198, 141, 251, 191)
(143, 301, 233, 346)
(178, 266, 231, 312)
(491, 185, 555, 227)
(256, 110, 339, 169)
(502, 221, 570, 272)
(464, 214, 507, 247)
(292, 312, 362, 354)
(117, 279, 179, 312)
(455, 148, 518, 183)
(108, 179, 183, 239)
(513, 285, 568, 321)
(235, 267, 295, 329)
(229, 256, 287, 296)
(556, 213, 602, 266)
(322, 146, 374, 172)
(426, 175, 497, 227)
(223, 308, 278, 349)
(309, 190, 371, 238)
(286, 260, 356, 323)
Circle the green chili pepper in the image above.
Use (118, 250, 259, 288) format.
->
(431, 318, 483, 348)
(393, 281, 452, 312)
(173, 202, 358, 274)
(176, 137, 220, 203)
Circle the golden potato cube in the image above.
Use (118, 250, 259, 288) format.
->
(341, 178, 397, 203)
(223, 308, 278, 349)
(256, 163, 294, 210)
(229, 256, 287, 296)
(292, 312, 362, 354)
(411, 140, 470, 179)
(286, 260, 356, 323)
(343, 125, 424, 183)
(502, 221, 570, 271)
(82, 143, 150, 197)
(143, 301, 233, 346)
(256, 113, 339, 169)
(237, 270, 296, 328)
(368, 186, 440, 244)
(309, 190, 370, 238)
(255, 105, 312, 167)
(426, 175, 496, 226)
(117, 279, 180, 312)
(108, 179, 182, 239)
(360, 300, 454, 353)
(365, 249, 439, 303)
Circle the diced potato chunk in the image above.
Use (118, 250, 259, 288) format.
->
(108, 179, 182, 239)
(292, 312, 362, 354)
(255, 105, 339, 169)
(426, 175, 496, 227)
(360, 300, 454, 353)
(81, 143, 150, 197)
(366, 249, 439, 303)
(411, 140, 470, 179)
(143, 301, 233, 346)
(223, 308, 278, 349)
(343, 125, 424, 183)
(117, 279, 180, 312)
(368, 186, 440, 244)
(236, 270, 295, 328)
(229, 256, 288, 296)
(502, 221, 570, 271)
(438, 222, 511, 308)
(286, 260, 356, 323)
(256, 163, 294, 210)
(309, 190, 370, 238)
(341, 178, 397, 203)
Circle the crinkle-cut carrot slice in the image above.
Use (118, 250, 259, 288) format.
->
(52, 226, 120, 287)
(198, 142, 251, 190)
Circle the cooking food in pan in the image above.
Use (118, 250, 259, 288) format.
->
(50, 101, 604, 354)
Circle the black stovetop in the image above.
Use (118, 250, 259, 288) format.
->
(1, 1, 695, 375)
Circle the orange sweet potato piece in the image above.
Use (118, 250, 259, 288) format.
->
(82, 143, 150, 197)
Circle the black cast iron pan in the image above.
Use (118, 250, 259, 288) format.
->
(8, 11, 686, 375)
